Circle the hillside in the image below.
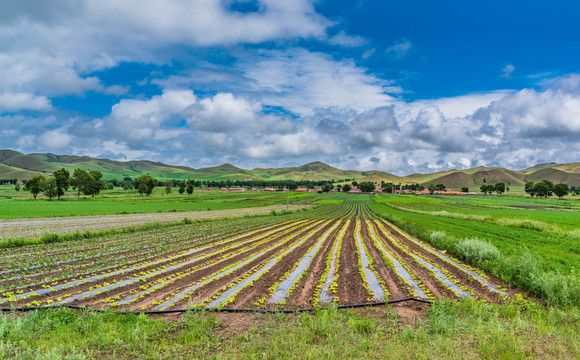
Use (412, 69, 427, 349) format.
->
(1, 149, 579, 187)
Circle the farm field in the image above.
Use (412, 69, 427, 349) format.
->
(0, 188, 321, 219)
(0, 204, 310, 241)
(0, 204, 517, 312)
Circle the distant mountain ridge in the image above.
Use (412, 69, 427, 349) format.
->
(1, 149, 579, 188)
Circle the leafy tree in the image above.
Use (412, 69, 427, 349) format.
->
(14, 180, 20, 192)
(135, 175, 158, 196)
(358, 182, 375, 192)
(71, 168, 92, 198)
(494, 182, 506, 196)
(480, 184, 494, 194)
(532, 181, 549, 198)
(43, 177, 58, 200)
(165, 180, 172, 195)
(461, 187, 469, 193)
(178, 181, 186, 195)
(435, 183, 446, 191)
(24, 175, 45, 199)
(186, 180, 194, 195)
(541, 179, 554, 196)
(351, 181, 358, 188)
(322, 184, 332, 192)
(428, 184, 436, 195)
(336, 184, 342, 192)
(342, 184, 352, 192)
(553, 183, 569, 199)
(524, 181, 536, 197)
(54, 168, 70, 200)
(85, 170, 104, 197)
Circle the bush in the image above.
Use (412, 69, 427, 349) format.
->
(455, 238, 500, 266)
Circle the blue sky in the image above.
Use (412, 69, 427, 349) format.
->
(1, 0, 579, 175)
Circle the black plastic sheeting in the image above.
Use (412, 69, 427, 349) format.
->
(0, 297, 433, 315)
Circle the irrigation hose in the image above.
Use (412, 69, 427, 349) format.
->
(0, 297, 432, 314)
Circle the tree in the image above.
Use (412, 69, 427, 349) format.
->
(14, 180, 20, 192)
(322, 184, 332, 192)
(494, 182, 506, 196)
(358, 182, 375, 192)
(541, 179, 554, 196)
(54, 168, 70, 200)
(532, 182, 549, 198)
(351, 181, 358, 188)
(342, 184, 352, 192)
(480, 184, 494, 194)
(524, 181, 536, 197)
(134, 175, 158, 196)
(178, 181, 186, 195)
(186, 180, 194, 195)
(435, 183, 446, 191)
(461, 187, 469, 193)
(71, 168, 92, 199)
(553, 183, 569, 199)
(428, 184, 436, 195)
(24, 175, 45, 199)
(336, 184, 342, 192)
(165, 180, 172, 195)
(44, 177, 58, 200)
(85, 170, 104, 197)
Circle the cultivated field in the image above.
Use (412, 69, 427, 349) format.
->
(0, 204, 516, 311)
(0, 204, 309, 240)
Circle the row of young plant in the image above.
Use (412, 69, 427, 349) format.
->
(0, 220, 296, 307)
(207, 220, 334, 309)
(0, 219, 279, 292)
(0, 205, 348, 308)
(110, 220, 317, 309)
(154, 220, 328, 310)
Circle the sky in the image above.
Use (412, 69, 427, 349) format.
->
(1, 0, 579, 175)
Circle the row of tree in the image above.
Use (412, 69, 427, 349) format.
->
(524, 180, 575, 199)
(23, 168, 104, 200)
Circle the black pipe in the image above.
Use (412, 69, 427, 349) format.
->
(0, 297, 433, 314)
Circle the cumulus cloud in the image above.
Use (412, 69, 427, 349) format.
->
(240, 49, 395, 115)
(0, 92, 52, 112)
(106, 89, 196, 142)
(38, 128, 72, 149)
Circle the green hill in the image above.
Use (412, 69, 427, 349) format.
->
(1, 149, 579, 187)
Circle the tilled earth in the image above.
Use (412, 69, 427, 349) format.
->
(0, 204, 524, 311)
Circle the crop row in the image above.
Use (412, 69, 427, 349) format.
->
(0, 204, 514, 309)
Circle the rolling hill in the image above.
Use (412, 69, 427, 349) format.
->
(1, 149, 579, 188)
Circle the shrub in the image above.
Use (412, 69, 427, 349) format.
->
(455, 238, 500, 266)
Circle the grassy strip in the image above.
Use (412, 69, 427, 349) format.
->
(369, 203, 580, 307)
(387, 203, 580, 239)
(0, 299, 577, 359)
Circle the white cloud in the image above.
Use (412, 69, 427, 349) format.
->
(240, 49, 394, 115)
(107, 89, 196, 142)
(386, 39, 412, 59)
(501, 64, 515, 78)
(0, 92, 52, 112)
(39, 128, 72, 149)
(328, 31, 367, 47)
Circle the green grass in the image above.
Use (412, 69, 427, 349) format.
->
(0, 300, 577, 359)
(0, 190, 318, 219)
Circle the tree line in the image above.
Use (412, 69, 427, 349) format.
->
(524, 180, 578, 199)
